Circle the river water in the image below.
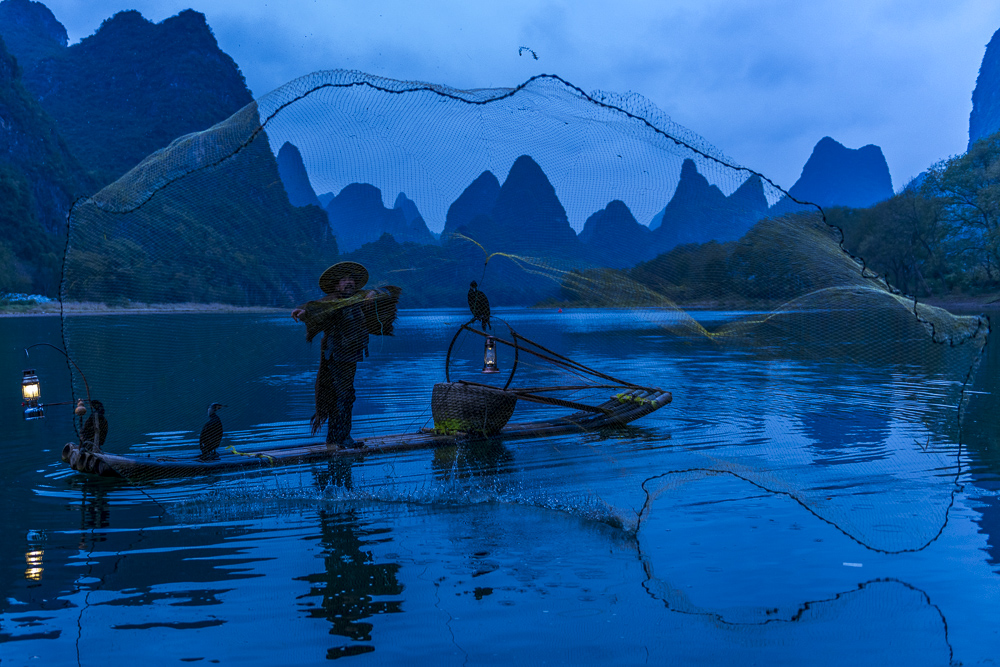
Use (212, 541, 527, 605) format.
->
(1, 307, 997, 666)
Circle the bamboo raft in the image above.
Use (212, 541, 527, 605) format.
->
(61, 386, 671, 480)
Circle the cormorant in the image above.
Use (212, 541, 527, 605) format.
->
(199, 403, 226, 461)
(468, 281, 491, 331)
(80, 400, 108, 453)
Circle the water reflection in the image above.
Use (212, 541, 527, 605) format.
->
(977, 494, 1000, 569)
(962, 310, 1000, 569)
(295, 510, 403, 658)
(314, 457, 355, 492)
(74, 478, 113, 542)
(24, 548, 44, 583)
(431, 440, 515, 480)
(2, 310, 999, 664)
(801, 408, 890, 463)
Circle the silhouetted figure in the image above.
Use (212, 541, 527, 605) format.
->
(468, 281, 491, 331)
(80, 400, 108, 453)
(293, 262, 383, 449)
(199, 403, 226, 461)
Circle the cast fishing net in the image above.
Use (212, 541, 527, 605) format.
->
(56, 70, 987, 574)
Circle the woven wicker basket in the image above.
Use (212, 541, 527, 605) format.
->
(431, 382, 518, 435)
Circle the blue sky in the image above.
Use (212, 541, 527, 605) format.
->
(39, 0, 1000, 192)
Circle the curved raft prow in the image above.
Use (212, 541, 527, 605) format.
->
(61, 387, 672, 481)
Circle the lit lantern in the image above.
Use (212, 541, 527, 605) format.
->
(21, 369, 44, 421)
(482, 336, 500, 374)
(21, 369, 39, 401)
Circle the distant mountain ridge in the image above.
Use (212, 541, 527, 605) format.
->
(0, 32, 92, 293)
(394, 193, 436, 242)
(15, 7, 254, 185)
(970, 27, 1000, 148)
(579, 200, 653, 268)
(0, 0, 338, 303)
(443, 170, 501, 240)
(63, 108, 336, 306)
(459, 155, 580, 258)
(324, 183, 436, 252)
(786, 136, 893, 209)
(276, 142, 321, 208)
(321, 154, 806, 271)
(4, 0, 975, 307)
(0, 0, 65, 71)
(651, 159, 770, 252)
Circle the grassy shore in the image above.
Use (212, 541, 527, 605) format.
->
(0, 301, 287, 317)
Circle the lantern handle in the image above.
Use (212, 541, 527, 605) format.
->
(24, 343, 93, 408)
(503, 325, 520, 391)
(444, 319, 475, 384)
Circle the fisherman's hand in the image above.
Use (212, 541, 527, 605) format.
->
(291, 308, 306, 322)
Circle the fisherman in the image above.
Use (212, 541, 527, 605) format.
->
(292, 262, 378, 449)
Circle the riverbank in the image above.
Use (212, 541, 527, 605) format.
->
(918, 294, 1000, 312)
(4, 294, 997, 317)
(539, 292, 1000, 313)
(0, 301, 286, 317)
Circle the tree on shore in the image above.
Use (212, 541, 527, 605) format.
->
(926, 133, 1000, 289)
(828, 131, 1000, 298)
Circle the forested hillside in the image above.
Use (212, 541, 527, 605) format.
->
(829, 131, 1000, 299)
(0, 34, 92, 294)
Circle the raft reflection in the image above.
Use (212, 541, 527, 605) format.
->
(431, 439, 515, 480)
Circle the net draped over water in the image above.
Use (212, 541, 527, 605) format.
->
(59, 68, 988, 584)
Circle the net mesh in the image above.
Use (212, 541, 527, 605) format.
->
(58, 70, 988, 559)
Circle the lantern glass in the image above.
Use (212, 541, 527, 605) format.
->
(22, 370, 40, 402)
(482, 336, 500, 374)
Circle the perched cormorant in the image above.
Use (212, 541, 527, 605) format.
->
(80, 400, 108, 453)
(199, 403, 226, 461)
(468, 281, 491, 331)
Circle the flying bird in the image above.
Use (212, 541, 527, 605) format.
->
(80, 400, 108, 453)
(199, 403, 226, 461)
(468, 281, 492, 331)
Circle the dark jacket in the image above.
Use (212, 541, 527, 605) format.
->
(319, 299, 368, 363)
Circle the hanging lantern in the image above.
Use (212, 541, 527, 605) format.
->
(21, 369, 40, 401)
(22, 369, 44, 420)
(482, 336, 500, 374)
